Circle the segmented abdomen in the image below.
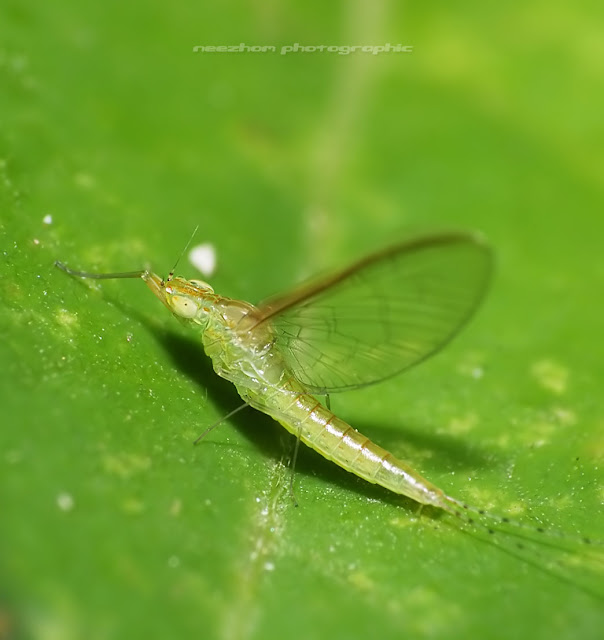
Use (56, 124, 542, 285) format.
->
(244, 378, 447, 509)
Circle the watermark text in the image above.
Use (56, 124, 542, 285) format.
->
(193, 43, 413, 56)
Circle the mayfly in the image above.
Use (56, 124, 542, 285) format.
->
(57, 231, 490, 512)
(55, 231, 602, 594)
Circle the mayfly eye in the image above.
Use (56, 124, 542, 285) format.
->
(189, 279, 214, 293)
(171, 295, 199, 319)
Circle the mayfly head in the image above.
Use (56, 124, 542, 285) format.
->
(143, 272, 215, 323)
(55, 257, 216, 325)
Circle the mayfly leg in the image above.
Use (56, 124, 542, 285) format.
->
(193, 403, 249, 444)
(288, 429, 302, 507)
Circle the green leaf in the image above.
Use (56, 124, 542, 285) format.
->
(1, 2, 603, 640)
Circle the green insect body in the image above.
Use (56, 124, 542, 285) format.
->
(59, 231, 490, 513)
(199, 290, 447, 508)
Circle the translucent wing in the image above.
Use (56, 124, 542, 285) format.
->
(250, 231, 492, 394)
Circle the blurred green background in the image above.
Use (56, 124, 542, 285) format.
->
(1, 2, 603, 639)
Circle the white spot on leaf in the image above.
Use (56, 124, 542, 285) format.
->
(57, 492, 74, 512)
(189, 243, 216, 277)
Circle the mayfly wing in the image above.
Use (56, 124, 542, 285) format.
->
(246, 231, 492, 394)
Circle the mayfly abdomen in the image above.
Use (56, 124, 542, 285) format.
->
(265, 388, 446, 508)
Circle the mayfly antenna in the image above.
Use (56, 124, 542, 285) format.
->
(166, 224, 200, 283)
(54, 261, 146, 280)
